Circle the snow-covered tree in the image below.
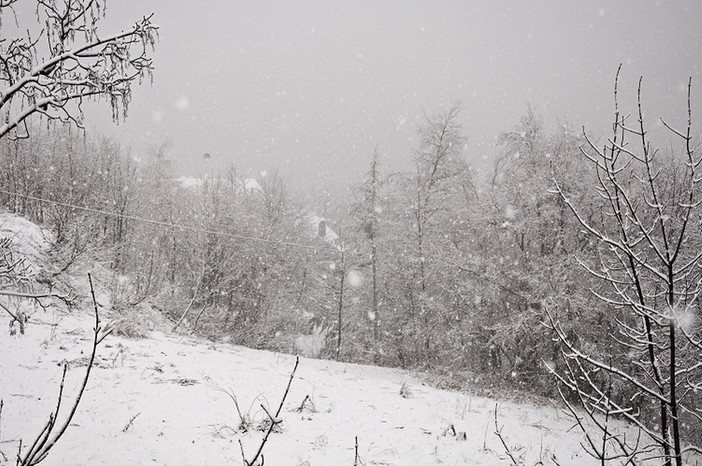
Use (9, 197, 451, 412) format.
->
(348, 148, 384, 353)
(469, 108, 599, 386)
(0, 0, 157, 140)
(550, 69, 702, 464)
(381, 103, 476, 368)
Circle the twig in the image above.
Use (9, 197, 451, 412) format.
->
(241, 356, 299, 466)
(274, 357, 299, 419)
(0, 399, 5, 462)
(494, 403, 521, 465)
(443, 423, 457, 437)
(122, 412, 140, 432)
(482, 421, 490, 452)
(0, 299, 20, 321)
(354, 436, 359, 466)
(17, 273, 106, 465)
(296, 394, 313, 413)
(238, 440, 247, 465)
(0, 289, 73, 303)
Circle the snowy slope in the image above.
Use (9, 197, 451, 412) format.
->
(1, 310, 603, 466)
(0, 213, 630, 465)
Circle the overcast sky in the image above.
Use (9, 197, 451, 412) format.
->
(79, 1, 702, 188)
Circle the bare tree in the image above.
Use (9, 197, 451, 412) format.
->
(549, 66, 702, 465)
(0, 0, 157, 140)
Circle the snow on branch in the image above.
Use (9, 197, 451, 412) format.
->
(0, 0, 158, 140)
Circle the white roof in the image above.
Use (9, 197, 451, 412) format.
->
(175, 176, 203, 189)
(308, 214, 341, 249)
(243, 178, 263, 192)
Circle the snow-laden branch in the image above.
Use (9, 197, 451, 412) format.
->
(0, 1, 157, 140)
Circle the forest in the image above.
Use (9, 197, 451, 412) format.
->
(1, 1, 701, 464)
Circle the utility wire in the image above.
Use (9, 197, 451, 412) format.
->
(0, 189, 322, 251)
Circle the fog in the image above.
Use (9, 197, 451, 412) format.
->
(83, 1, 702, 188)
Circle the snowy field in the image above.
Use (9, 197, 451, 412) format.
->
(2, 311, 608, 465)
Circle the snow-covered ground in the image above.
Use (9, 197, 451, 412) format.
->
(0, 213, 633, 465)
(1, 311, 604, 466)
(0, 213, 53, 266)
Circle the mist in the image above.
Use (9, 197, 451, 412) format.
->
(5, 2, 702, 463)
(80, 0, 702, 189)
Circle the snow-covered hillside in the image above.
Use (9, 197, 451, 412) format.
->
(2, 312, 607, 465)
(0, 213, 636, 465)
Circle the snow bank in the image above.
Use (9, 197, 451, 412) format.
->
(0, 212, 53, 266)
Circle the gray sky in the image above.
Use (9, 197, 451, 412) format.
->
(82, 1, 702, 187)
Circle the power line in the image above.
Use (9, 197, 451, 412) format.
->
(0, 189, 322, 251)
